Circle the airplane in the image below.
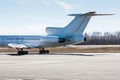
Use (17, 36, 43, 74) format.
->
(0, 12, 113, 55)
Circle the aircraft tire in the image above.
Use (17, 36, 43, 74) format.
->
(17, 51, 28, 55)
(39, 50, 49, 54)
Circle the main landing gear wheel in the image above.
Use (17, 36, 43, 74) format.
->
(39, 48, 49, 54)
(17, 51, 28, 55)
(17, 48, 28, 55)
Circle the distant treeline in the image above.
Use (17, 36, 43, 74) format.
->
(80, 32, 120, 45)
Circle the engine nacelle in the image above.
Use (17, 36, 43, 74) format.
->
(73, 35, 85, 43)
(40, 36, 65, 43)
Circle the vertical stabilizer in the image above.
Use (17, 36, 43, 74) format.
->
(63, 12, 95, 35)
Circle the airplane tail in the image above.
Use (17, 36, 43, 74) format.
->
(46, 12, 113, 37)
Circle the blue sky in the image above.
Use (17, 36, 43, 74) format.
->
(0, 0, 120, 35)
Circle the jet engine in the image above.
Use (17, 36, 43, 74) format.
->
(73, 35, 85, 43)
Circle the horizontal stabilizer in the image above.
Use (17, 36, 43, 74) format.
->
(68, 12, 114, 16)
(93, 13, 114, 16)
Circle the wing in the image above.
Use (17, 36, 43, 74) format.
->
(8, 43, 28, 48)
(8, 43, 40, 49)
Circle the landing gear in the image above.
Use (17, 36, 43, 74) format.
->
(17, 48, 28, 55)
(39, 48, 49, 54)
(17, 51, 28, 55)
(16, 48, 49, 55)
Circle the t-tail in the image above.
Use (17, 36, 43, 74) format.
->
(46, 12, 113, 37)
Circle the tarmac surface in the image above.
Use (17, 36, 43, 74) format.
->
(0, 52, 120, 80)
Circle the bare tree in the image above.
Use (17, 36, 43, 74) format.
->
(80, 31, 120, 45)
